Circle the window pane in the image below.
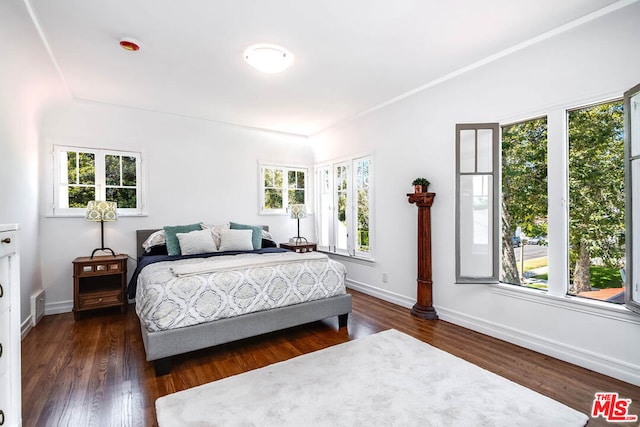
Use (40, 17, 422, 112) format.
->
(66, 151, 77, 184)
(264, 168, 273, 187)
(105, 155, 120, 186)
(106, 188, 137, 209)
(297, 171, 305, 189)
(568, 100, 624, 303)
(78, 153, 95, 185)
(477, 129, 493, 172)
(459, 175, 493, 277)
(68, 187, 95, 208)
(459, 130, 476, 173)
(335, 165, 348, 251)
(501, 117, 548, 288)
(631, 92, 640, 157)
(264, 189, 283, 209)
(632, 159, 640, 304)
(288, 170, 296, 188)
(122, 156, 136, 186)
(288, 189, 304, 204)
(355, 159, 370, 252)
(274, 170, 283, 188)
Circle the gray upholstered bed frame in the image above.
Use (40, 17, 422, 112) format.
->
(135, 229, 352, 375)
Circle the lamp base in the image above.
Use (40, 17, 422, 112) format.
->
(290, 236, 308, 244)
(91, 247, 116, 259)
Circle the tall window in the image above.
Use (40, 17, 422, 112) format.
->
(457, 85, 640, 313)
(456, 124, 499, 282)
(501, 118, 548, 289)
(53, 146, 143, 215)
(568, 100, 625, 303)
(316, 155, 373, 259)
(259, 164, 306, 214)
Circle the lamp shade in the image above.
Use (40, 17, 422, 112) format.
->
(86, 201, 118, 222)
(290, 204, 307, 220)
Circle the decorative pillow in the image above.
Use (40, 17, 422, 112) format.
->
(261, 229, 273, 240)
(176, 229, 218, 255)
(143, 230, 166, 252)
(230, 222, 262, 249)
(261, 238, 278, 248)
(200, 222, 230, 248)
(145, 244, 168, 256)
(164, 223, 202, 256)
(218, 229, 254, 251)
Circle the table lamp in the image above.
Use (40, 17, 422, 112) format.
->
(86, 200, 118, 258)
(290, 204, 307, 244)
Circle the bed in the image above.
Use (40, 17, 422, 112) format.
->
(129, 227, 352, 375)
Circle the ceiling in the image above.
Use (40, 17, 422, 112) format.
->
(28, 0, 627, 136)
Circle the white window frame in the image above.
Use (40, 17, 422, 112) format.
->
(315, 154, 374, 261)
(258, 162, 308, 215)
(456, 90, 640, 318)
(51, 145, 144, 217)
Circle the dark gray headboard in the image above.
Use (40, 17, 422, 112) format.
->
(136, 229, 160, 259)
(136, 226, 270, 259)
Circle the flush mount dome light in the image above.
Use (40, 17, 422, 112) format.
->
(244, 44, 294, 73)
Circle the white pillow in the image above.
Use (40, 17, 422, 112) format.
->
(143, 229, 166, 252)
(218, 229, 254, 251)
(176, 229, 218, 255)
(200, 222, 230, 248)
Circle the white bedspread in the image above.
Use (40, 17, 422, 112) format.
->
(136, 252, 347, 332)
(170, 251, 328, 277)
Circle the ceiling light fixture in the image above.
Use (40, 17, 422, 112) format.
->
(119, 38, 140, 52)
(244, 44, 294, 74)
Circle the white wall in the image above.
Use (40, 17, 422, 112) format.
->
(310, 3, 640, 386)
(0, 0, 69, 331)
(39, 101, 313, 311)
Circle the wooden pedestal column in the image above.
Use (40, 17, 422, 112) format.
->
(407, 192, 437, 320)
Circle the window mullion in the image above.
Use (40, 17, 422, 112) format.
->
(95, 151, 105, 200)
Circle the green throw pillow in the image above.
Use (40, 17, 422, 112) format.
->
(164, 223, 202, 256)
(229, 222, 262, 249)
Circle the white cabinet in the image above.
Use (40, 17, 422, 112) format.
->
(0, 225, 20, 427)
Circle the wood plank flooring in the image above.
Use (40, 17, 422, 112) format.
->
(22, 289, 640, 426)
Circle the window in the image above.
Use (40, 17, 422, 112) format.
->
(259, 164, 307, 214)
(568, 100, 625, 303)
(456, 88, 640, 311)
(625, 83, 640, 314)
(315, 155, 373, 259)
(500, 117, 548, 289)
(455, 124, 499, 282)
(53, 145, 143, 216)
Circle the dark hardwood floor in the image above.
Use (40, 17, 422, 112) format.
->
(22, 289, 640, 426)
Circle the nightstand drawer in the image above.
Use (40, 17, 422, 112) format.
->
(0, 309, 9, 377)
(77, 291, 122, 309)
(280, 242, 317, 253)
(77, 261, 123, 276)
(0, 231, 15, 259)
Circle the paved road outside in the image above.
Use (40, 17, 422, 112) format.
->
(514, 244, 547, 261)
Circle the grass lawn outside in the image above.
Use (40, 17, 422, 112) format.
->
(530, 265, 623, 289)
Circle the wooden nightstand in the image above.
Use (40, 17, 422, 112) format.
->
(73, 254, 128, 320)
(280, 242, 317, 253)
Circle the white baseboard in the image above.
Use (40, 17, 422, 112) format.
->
(346, 279, 640, 387)
(44, 300, 73, 315)
(437, 306, 640, 387)
(346, 278, 414, 309)
(21, 315, 34, 339)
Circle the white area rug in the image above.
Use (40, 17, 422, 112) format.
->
(156, 329, 588, 426)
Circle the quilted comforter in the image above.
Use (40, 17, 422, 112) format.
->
(135, 251, 347, 332)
